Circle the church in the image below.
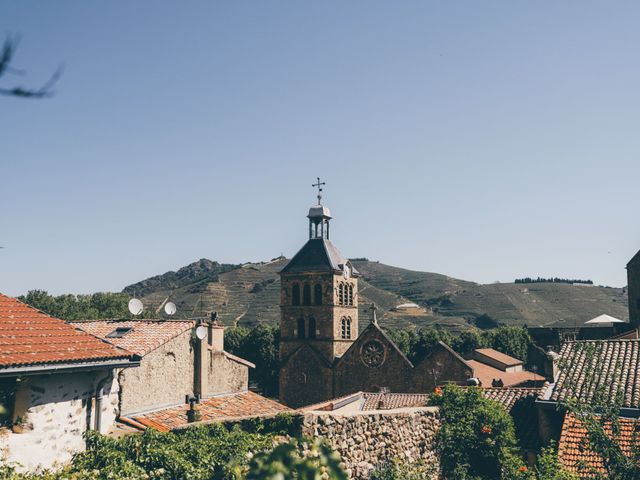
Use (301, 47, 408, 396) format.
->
(279, 182, 472, 408)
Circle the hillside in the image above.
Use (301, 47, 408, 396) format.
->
(123, 258, 628, 332)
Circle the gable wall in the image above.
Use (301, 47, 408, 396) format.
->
(334, 326, 415, 397)
(207, 352, 249, 396)
(119, 329, 194, 415)
(280, 347, 334, 408)
(413, 344, 473, 391)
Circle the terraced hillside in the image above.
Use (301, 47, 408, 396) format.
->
(123, 258, 628, 332)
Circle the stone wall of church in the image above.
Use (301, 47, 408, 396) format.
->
(301, 407, 441, 479)
(334, 326, 415, 396)
(628, 259, 640, 328)
(412, 343, 474, 391)
(280, 346, 334, 408)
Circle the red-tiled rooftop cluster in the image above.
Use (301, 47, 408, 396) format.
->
(558, 415, 640, 475)
(0, 293, 132, 368)
(71, 320, 194, 357)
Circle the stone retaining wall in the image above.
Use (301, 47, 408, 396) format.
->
(301, 407, 440, 479)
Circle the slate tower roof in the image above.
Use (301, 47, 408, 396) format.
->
(281, 238, 359, 276)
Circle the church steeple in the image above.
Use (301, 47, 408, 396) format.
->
(279, 180, 360, 407)
(308, 177, 331, 239)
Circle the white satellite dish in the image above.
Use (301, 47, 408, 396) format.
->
(164, 302, 177, 316)
(128, 298, 144, 316)
(195, 325, 208, 340)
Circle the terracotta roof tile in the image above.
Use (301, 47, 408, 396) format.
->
(71, 320, 193, 356)
(362, 392, 429, 410)
(550, 340, 640, 409)
(132, 391, 291, 430)
(483, 386, 546, 411)
(467, 360, 545, 387)
(0, 293, 132, 368)
(558, 414, 640, 476)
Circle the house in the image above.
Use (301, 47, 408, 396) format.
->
(0, 293, 139, 472)
(467, 348, 545, 388)
(557, 415, 640, 476)
(72, 317, 255, 417)
(537, 339, 640, 473)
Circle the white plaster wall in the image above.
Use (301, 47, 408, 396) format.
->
(0, 370, 119, 473)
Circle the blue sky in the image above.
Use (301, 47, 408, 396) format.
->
(1, 1, 639, 295)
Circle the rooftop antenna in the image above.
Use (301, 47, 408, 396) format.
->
(156, 296, 170, 314)
(312, 176, 326, 205)
(128, 298, 144, 316)
(164, 301, 177, 316)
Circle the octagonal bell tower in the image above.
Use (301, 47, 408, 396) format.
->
(279, 179, 359, 366)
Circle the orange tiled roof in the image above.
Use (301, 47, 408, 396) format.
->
(551, 340, 640, 409)
(483, 386, 546, 412)
(0, 293, 133, 368)
(558, 414, 640, 476)
(71, 320, 193, 356)
(467, 359, 545, 387)
(474, 348, 522, 368)
(362, 392, 429, 410)
(131, 391, 291, 431)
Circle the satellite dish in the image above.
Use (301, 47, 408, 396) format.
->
(128, 298, 144, 316)
(195, 325, 207, 340)
(164, 302, 177, 316)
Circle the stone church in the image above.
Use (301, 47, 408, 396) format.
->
(279, 188, 472, 408)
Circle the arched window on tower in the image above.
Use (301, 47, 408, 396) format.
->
(338, 283, 344, 305)
(297, 317, 305, 339)
(308, 317, 317, 339)
(348, 284, 354, 305)
(303, 284, 311, 306)
(292, 284, 300, 306)
(340, 317, 352, 339)
(314, 284, 322, 305)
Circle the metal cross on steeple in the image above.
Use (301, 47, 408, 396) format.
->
(312, 177, 326, 205)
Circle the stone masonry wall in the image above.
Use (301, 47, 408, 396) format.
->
(0, 371, 119, 473)
(301, 407, 440, 479)
(119, 330, 194, 415)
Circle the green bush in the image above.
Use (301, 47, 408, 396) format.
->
(429, 384, 522, 480)
(368, 460, 437, 479)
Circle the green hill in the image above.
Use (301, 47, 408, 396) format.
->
(123, 258, 628, 332)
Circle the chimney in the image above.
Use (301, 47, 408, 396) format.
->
(209, 311, 224, 352)
(194, 320, 209, 399)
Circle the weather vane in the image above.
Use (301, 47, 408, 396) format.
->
(312, 177, 326, 205)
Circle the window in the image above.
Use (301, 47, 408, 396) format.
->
(314, 284, 322, 305)
(308, 317, 317, 339)
(297, 317, 305, 339)
(338, 283, 344, 305)
(292, 284, 300, 306)
(348, 284, 354, 305)
(303, 284, 311, 306)
(341, 317, 352, 339)
(106, 327, 133, 338)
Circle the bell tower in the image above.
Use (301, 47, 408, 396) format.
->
(279, 178, 359, 366)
